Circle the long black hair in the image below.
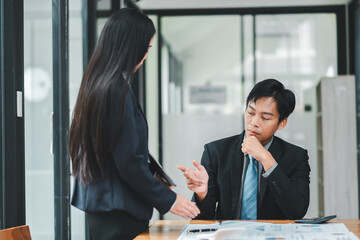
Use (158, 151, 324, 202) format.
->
(69, 8, 155, 185)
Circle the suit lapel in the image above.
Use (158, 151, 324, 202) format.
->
(230, 133, 245, 216)
(259, 169, 267, 206)
(259, 137, 281, 206)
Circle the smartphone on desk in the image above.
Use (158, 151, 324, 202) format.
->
(295, 215, 337, 224)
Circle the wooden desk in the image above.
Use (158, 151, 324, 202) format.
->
(134, 220, 360, 240)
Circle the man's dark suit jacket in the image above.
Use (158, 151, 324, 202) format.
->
(71, 87, 176, 221)
(194, 132, 310, 220)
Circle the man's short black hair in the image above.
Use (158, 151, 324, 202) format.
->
(246, 79, 295, 123)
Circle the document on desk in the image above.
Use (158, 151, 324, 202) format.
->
(178, 221, 359, 240)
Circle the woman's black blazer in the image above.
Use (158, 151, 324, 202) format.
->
(71, 88, 176, 220)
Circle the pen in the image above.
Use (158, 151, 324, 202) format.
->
(188, 228, 217, 233)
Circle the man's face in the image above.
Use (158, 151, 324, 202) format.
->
(244, 97, 287, 145)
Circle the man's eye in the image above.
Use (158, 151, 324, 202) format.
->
(262, 117, 269, 120)
(248, 111, 255, 115)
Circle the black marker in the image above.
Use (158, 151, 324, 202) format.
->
(188, 228, 217, 233)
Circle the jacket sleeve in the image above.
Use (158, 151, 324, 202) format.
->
(264, 149, 310, 219)
(193, 144, 219, 219)
(110, 91, 176, 215)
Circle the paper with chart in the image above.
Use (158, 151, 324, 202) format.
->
(177, 221, 359, 240)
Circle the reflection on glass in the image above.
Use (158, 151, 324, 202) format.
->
(161, 16, 243, 116)
(69, 1, 85, 239)
(24, 1, 54, 239)
(25, 0, 86, 239)
(159, 16, 242, 220)
(255, 13, 337, 218)
(97, 18, 107, 39)
(255, 14, 337, 108)
(150, 13, 337, 220)
(97, 0, 111, 10)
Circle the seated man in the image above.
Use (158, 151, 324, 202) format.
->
(177, 79, 310, 220)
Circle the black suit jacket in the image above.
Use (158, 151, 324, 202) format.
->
(195, 132, 310, 220)
(71, 87, 176, 221)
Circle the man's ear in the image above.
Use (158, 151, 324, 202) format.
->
(277, 118, 288, 130)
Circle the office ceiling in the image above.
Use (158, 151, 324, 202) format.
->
(138, 0, 351, 10)
(160, 14, 328, 58)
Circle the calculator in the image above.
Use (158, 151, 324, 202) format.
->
(294, 215, 337, 224)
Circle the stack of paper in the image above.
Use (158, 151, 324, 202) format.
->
(178, 221, 359, 240)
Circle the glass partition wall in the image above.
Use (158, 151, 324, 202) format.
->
(160, 16, 244, 221)
(23, 5, 338, 238)
(255, 14, 337, 217)
(69, 1, 86, 239)
(24, 1, 54, 239)
(146, 13, 337, 219)
(24, 0, 85, 239)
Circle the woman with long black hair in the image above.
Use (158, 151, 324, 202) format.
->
(69, 8, 199, 240)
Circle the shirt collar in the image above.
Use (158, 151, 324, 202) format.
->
(263, 136, 274, 150)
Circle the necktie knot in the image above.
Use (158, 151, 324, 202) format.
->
(248, 155, 258, 175)
(249, 154, 255, 163)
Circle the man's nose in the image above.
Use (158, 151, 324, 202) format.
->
(250, 115, 259, 126)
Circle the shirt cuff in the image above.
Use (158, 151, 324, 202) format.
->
(262, 162, 278, 178)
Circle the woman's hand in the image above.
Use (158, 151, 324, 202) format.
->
(170, 194, 200, 219)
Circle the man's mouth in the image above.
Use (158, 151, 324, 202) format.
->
(247, 130, 259, 136)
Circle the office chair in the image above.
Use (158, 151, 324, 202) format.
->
(0, 225, 31, 240)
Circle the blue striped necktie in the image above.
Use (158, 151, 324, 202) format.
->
(241, 154, 258, 220)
